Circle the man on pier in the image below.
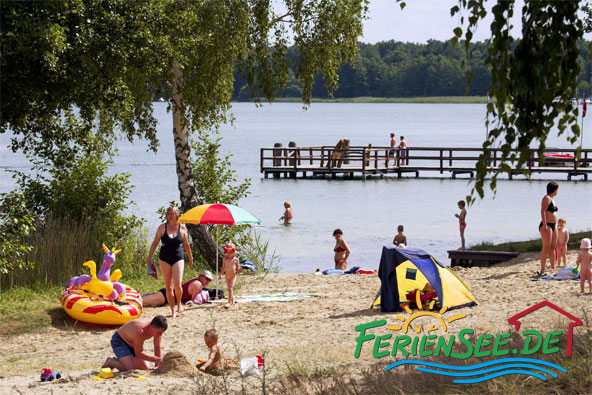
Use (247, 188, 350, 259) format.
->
(388, 132, 397, 167)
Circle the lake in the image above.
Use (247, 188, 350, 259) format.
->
(1, 102, 591, 272)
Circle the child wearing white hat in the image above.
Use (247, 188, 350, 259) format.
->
(576, 238, 592, 294)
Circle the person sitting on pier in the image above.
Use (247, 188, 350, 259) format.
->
(329, 139, 346, 168)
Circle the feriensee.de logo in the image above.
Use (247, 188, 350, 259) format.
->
(353, 301, 582, 384)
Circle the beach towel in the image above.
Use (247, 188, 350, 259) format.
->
(223, 292, 312, 303)
(322, 269, 344, 275)
(344, 266, 360, 274)
(530, 270, 579, 282)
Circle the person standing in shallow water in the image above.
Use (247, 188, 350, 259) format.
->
(279, 201, 293, 225)
(146, 206, 193, 319)
(333, 228, 351, 271)
(539, 182, 559, 275)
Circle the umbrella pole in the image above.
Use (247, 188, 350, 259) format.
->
(216, 225, 219, 299)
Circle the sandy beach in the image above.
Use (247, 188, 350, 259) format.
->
(1, 250, 590, 394)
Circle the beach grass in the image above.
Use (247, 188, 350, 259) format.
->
(469, 230, 591, 253)
(277, 316, 592, 395)
(0, 264, 213, 337)
(238, 96, 488, 104)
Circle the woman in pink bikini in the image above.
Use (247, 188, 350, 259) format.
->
(333, 229, 351, 270)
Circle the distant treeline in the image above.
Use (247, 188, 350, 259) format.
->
(232, 39, 592, 99)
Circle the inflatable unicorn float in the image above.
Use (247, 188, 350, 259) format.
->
(61, 244, 143, 325)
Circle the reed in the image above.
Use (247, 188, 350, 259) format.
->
(0, 215, 149, 290)
(276, 317, 592, 395)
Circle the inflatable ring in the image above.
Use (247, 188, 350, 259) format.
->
(61, 284, 142, 325)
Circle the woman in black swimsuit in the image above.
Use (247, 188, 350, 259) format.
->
(539, 182, 559, 275)
(146, 206, 193, 318)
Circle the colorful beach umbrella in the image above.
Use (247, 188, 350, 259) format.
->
(179, 204, 261, 300)
(178, 204, 261, 226)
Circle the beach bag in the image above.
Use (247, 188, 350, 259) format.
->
(240, 260, 258, 273)
(240, 355, 264, 377)
(555, 267, 579, 280)
(204, 288, 225, 300)
(345, 266, 360, 274)
(186, 290, 209, 305)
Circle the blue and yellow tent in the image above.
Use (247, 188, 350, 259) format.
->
(372, 247, 477, 312)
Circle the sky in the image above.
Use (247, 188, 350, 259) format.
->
(362, 0, 590, 44)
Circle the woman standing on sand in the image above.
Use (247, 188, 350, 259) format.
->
(333, 229, 351, 271)
(539, 182, 559, 275)
(146, 206, 193, 318)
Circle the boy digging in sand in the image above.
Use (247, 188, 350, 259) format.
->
(576, 238, 592, 294)
(221, 242, 241, 307)
(102, 315, 167, 371)
(197, 329, 225, 376)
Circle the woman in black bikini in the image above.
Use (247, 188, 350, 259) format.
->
(333, 228, 351, 271)
(146, 206, 193, 318)
(539, 182, 559, 275)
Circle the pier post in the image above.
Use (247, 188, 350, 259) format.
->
(343, 139, 350, 164)
(288, 141, 296, 166)
(273, 143, 283, 179)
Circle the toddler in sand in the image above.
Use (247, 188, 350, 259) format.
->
(556, 218, 569, 267)
(220, 242, 241, 307)
(576, 238, 592, 294)
(197, 329, 225, 376)
(393, 225, 407, 246)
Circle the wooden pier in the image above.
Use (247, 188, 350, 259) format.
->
(448, 250, 520, 268)
(260, 145, 592, 180)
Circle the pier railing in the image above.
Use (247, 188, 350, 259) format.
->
(260, 145, 591, 179)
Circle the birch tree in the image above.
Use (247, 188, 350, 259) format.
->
(1, 0, 368, 268)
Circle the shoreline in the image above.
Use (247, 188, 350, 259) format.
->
(1, 250, 590, 393)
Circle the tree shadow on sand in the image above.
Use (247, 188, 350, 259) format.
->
(49, 307, 117, 333)
(329, 308, 388, 319)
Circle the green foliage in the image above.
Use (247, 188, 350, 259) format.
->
(450, 1, 585, 201)
(0, 142, 144, 289)
(0, 194, 35, 285)
(1, 0, 369, 143)
(0, 0, 161, 160)
(10, 152, 142, 244)
(189, 128, 253, 261)
(190, 129, 251, 206)
(235, 38, 592, 99)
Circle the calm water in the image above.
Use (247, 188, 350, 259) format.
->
(1, 103, 591, 272)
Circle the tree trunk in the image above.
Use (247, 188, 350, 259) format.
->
(171, 66, 222, 271)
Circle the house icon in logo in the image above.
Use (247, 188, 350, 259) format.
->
(507, 301, 583, 357)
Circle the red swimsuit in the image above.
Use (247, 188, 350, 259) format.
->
(334, 246, 347, 267)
